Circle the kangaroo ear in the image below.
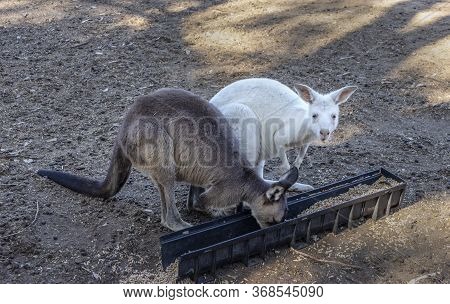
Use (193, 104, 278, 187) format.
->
(329, 86, 358, 105)
(265, 167, 298, 201)
(277, 166, 299, 190)
(265, 185, 285, 201)
(293, 84, 318, 104)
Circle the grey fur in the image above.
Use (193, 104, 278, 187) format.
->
(38, 88, 298, 231)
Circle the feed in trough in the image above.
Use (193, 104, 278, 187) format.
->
(299, 177, 399, 216)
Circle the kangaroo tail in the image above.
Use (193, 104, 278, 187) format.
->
(37, 144, 132, 199)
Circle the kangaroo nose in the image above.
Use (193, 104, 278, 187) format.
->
(320, 129, 330, 137)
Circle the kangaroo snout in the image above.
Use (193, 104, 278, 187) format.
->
(263, 207, 288, 227)
(274, 207, 288, 224)
(320, 129, 330, 141)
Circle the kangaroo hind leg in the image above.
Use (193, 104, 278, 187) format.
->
(156, 179, 192, 231)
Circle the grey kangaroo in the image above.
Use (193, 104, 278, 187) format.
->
(38, 88, 298, 231)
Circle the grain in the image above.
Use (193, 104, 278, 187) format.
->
(299, 177, 399, 216)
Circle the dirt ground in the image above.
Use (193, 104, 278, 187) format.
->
(0, 0, 449, 283)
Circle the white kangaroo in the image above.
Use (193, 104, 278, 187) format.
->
(208, 78, 357, 192)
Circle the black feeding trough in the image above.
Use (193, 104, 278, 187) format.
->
(160, 168, 406, 282)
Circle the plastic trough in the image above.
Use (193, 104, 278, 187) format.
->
(160, 168, 406, 282)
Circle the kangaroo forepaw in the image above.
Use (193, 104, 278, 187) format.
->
(189, 193, 210, 214)
(187, 196, 196, 213)
(187, 186, 205, 213)
(191, 202, 209, 214)
(289, 182, 314, 192)
(279, 163, 291, 173)
(187, 195, 202, 213)
(162, 219, 192, 232)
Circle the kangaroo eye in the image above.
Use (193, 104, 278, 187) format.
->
(312, 113, 319, 119)
(331, 114, 337, 119)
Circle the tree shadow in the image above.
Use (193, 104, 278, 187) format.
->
(183, 0, 449, 89)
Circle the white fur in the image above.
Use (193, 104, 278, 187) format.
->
(210, 78, 357, 191)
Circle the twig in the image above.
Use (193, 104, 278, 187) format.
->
(408, 272, 438, 284)
(1, 201, 39, 239)
(70, 41, 89, 48)
(0, 183, 19, 187)
(424, 76, 446, 84)
(338, 56, 354, 61)
(291, 248, 362, 269)
(82, 266, 102, 281)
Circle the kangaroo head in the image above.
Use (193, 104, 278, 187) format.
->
(294, 84, 357, 143)
(250, 167, 298, 228)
